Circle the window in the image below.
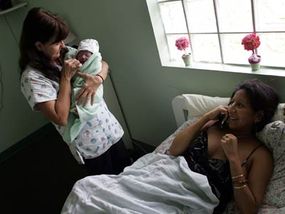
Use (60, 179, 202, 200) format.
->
(146, 0, 285, 71)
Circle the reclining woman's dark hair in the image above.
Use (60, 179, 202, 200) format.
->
(231, 79, 280, 132)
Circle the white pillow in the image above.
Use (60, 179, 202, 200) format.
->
(182, 94, 285, 122)
(182, 94, 229, 119)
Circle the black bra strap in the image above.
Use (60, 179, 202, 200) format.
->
(241, 145, 263, 167)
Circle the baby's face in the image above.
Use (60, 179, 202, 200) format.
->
(76, 50, 92, 64)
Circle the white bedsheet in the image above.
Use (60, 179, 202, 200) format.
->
(61, 153, 219, 214)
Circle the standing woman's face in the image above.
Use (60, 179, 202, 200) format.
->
(35, 40, 65, 62)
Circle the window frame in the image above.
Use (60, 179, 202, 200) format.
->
(147, 0, 285, 77)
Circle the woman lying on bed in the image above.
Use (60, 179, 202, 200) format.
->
(168, 79, 279, 214)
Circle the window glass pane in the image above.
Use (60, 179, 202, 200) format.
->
(167, 34, 190, 62)
(185, 0, 217, 33)
(191, 34, 221, 63)
(222, 34, 249, 65)
(216, 0, 252, 32)
(159, 1, 187, 33)
(255, 0, 285, 31)
(259, 33, 285, 67)
(149, 0, 285, 70)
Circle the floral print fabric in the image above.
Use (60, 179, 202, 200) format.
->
(21, 66, 124, 163)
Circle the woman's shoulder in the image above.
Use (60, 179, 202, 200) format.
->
(21, 66, 58, 89)
(22, 65, 45, 78)
(244, 137, 271, 156)
(250, 140, 273, 164)
(240, 140, 273, 175)
(256, 142, 272, 156)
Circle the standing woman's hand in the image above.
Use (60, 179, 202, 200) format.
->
(62, 58, 82, 80)
(38, 58, 82, 126)
(76, 60, 109, 106)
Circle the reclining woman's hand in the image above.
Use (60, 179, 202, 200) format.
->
(221, 134, 239, 162)
(76, 60, 109, 106)
(204, 105, 229, 121)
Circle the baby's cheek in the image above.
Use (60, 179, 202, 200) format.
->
(78, 57, 85, 64)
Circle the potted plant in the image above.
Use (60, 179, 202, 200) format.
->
(175, 37, 191, 66)
(241, 33, 261, 71)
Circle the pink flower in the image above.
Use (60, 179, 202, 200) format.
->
(241, 33, 260, 51)
(175, 37, 190, 52)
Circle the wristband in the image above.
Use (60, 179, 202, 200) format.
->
(96, 74, 104, 83)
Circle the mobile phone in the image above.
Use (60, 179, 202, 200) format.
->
(218, 114, 228, 129)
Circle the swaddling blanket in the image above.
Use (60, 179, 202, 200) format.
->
(63, 46, 103, 143)
(61, 153, 219, 214)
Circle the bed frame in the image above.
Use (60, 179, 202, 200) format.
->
(172, 95, 189, 127)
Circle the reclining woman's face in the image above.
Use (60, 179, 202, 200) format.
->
(227, 89, 261, 132)
(76, 50, 92, 64)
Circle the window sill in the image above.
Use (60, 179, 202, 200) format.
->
(164, 61, 285, 77)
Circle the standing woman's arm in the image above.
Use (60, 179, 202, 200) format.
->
(36, 58, 80, 126)
(96, 60, 109, 81)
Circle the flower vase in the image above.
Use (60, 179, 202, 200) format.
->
(182, 54, 191, 66)
(250, 63, 260, 71)
(248, 53, 261, 72)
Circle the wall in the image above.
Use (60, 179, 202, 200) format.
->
(1, 0, 285, 153)
(0, 5, 47, 153)
(44, 0, 285, 147)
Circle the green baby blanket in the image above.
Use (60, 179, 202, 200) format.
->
(63, 46, 103, 143)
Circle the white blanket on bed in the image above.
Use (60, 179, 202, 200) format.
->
(61, 153, 219, 214)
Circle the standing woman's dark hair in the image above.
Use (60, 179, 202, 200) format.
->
(230, 79, 280, 132)
(19, 7, 69, 81)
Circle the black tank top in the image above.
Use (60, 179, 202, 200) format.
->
(183, 131, 263, 214)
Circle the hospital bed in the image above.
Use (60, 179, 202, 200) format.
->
(61, 94, 285, 214)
